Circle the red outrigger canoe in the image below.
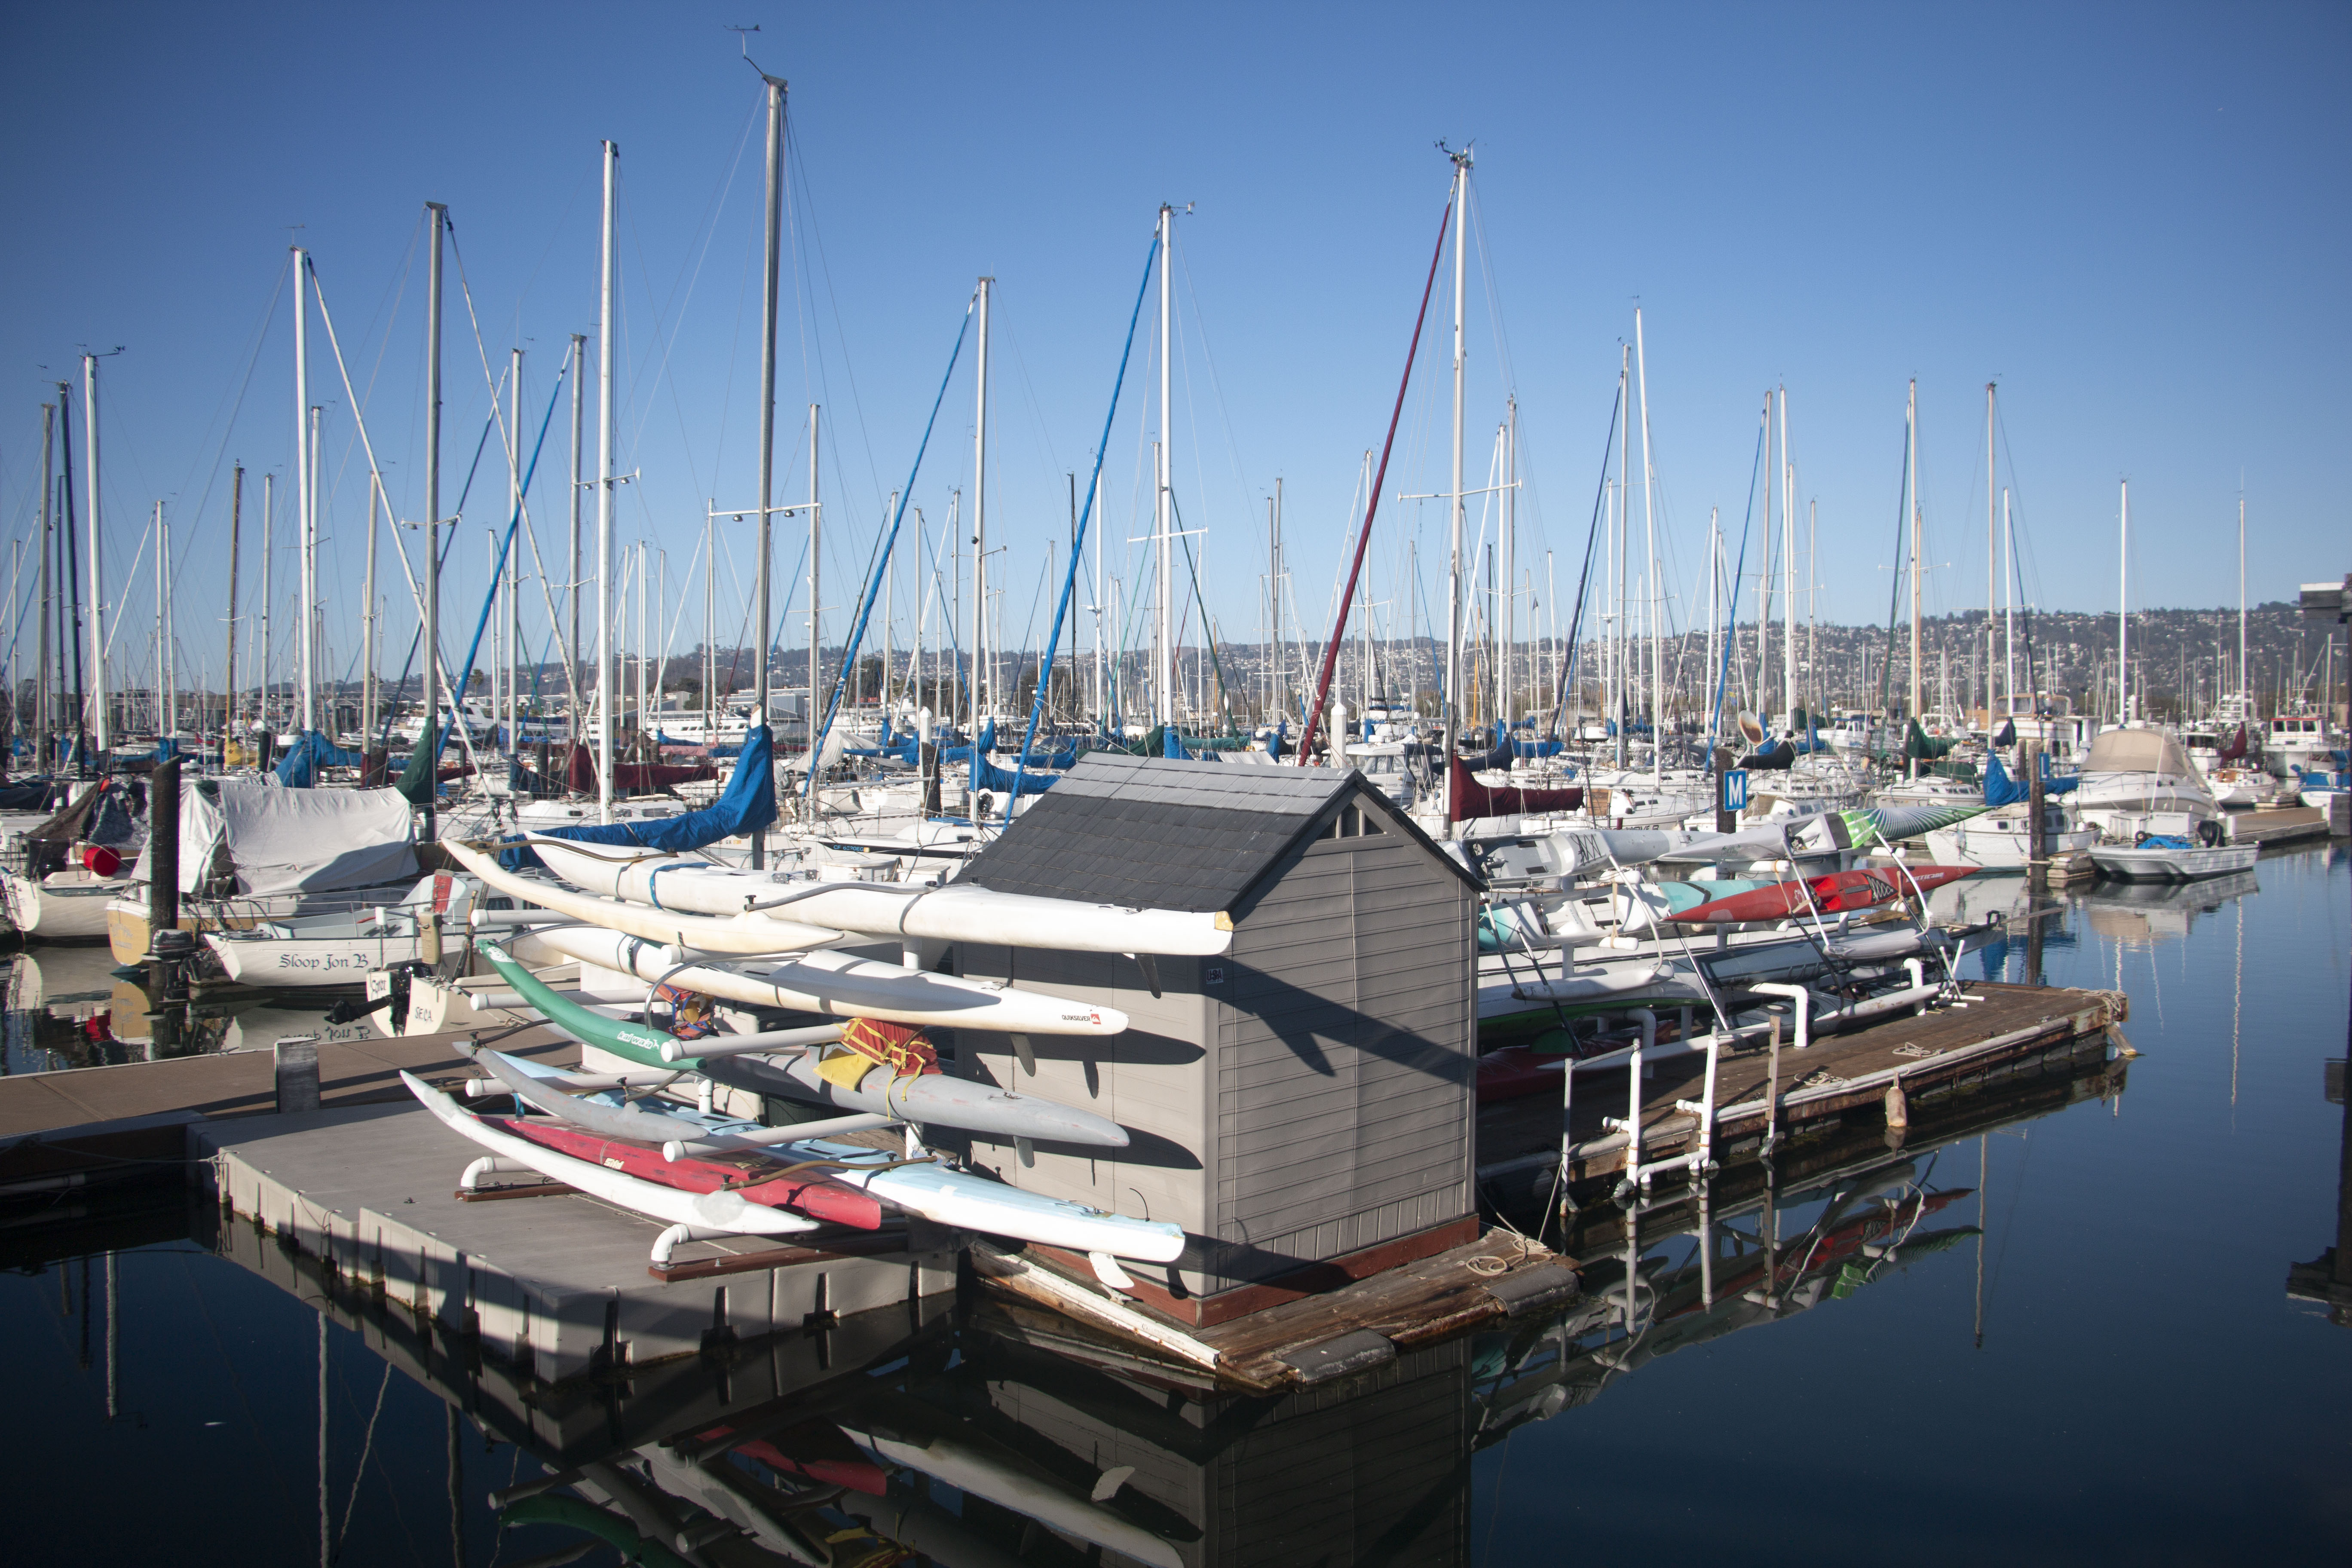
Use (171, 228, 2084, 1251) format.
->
(1666, 863, 1976, 924)
(497, 1117, 885, 1229)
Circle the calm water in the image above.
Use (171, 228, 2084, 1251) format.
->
(3, 844, 2346, 1565)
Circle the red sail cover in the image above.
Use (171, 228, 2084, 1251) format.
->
(495, 1117, 885, 1229)
(1449, 755, 1584, 822)
(2217, 723, 2248, 763)
(563, 743, 718, 795)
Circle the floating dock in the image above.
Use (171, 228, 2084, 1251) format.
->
(1477, 980, 2127, 1203)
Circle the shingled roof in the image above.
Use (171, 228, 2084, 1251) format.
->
(958, 751, 1477, 914)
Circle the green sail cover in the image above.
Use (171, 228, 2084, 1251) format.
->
(1905, 719, 1958, 760)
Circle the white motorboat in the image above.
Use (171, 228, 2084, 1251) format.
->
(2069, 727, 2220, 836)
(2086, 840, 2259, 882)
(1923, 800, 2098, 870)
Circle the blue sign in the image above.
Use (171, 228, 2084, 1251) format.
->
(1724, 769, 1750, 811)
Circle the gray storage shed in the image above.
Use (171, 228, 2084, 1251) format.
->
(946, 752, 1482, 1326)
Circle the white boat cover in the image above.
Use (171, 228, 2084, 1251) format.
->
(2079, 728, 2202, 779)
(134, 778, 419, 895)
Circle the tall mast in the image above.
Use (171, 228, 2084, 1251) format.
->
(2117, 479, 2129, 726)
(806, 403, 820, 752)
(974, 273, 992, 726)
(638, 540, 650, 736)
(1154, 205, 1173, 729)
(1780, 385, 1795, 729)
(508, 346, 524, 756)
(1907, 378, 1921, 727)
(82, 353, 107, 752)
(747, 75, 783, 856)
(568, 331, 585, 716)
(1614, 353, 1630, 767)
(2237, 493, 2248, 715)
(162, 507, 175, 736)
(1443, 148, 1470, 748)
(1985, 382, 1997, 725)
(594, 144, 617, 821)
(153, 502, 165, 736)
(2003, 488, 2015, 719)
(360, 457, 375, 745)
(1635, 313, 1661, 741)
(303, 404, 320, 733)
(292, 243, 314, 735)
(259, 472, 272, 738)
(36, 402, 54, 751)
(423, 200, 447, 832)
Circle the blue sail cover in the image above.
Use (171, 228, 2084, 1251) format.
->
(971, 749, 1059, 796)
(275, 729, 365, 788)
(520, 725, 776, 857)
(1984, 750, 2079, 806)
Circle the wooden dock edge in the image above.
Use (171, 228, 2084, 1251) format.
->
(1482, 987, 2128, 1195)
(971, 1229, 1583, 1395)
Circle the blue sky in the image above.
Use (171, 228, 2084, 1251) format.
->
(2, 2, 2345, 695)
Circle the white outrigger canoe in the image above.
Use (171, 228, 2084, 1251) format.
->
(530, 924, 1127, 1038)
(441, 839, 841, 957)
(401, 1071, 821, 1258)
(527, 837, 1232, 957)
(459, 1051, 1187, 1265)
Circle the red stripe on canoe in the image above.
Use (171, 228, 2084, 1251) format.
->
(493, 1117, 885, 1229)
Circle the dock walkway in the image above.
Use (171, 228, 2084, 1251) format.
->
(1477, 980, 2127, 1201)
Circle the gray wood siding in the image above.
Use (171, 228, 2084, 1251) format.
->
(1212, 822, 1474, 1286)
(953, 781, 1475, 1302)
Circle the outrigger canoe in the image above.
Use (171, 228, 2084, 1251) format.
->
(469, 1049, 1187, 1263)
(475, 940, 1135, 1149)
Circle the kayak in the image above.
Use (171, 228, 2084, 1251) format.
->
(479, 942, 1136, 1149)
(1668, 864, 1975, 924)
(529, 923, 1127, 1037)
(398, 1071, 820, 1244)
(530, 838, 1231, 957)
(476, 1047, 1184, 1263)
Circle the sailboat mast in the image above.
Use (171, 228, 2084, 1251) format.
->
(304, 404, 320, 735)
(1614, 352, 1629, 768)
(260, 472, 272, 740)
(1780, 384, 1795, 729)
(152, 502, 165, 737)
(1985, 382, 1997, 726)
(1637, 320, 1661, 744)
(1501, 402, 1517, 729)
(37, 401, 53, 751)
(2117, 479, 2128, 726)
(423, 200, 447, 832)
(1444, 149, 1470, 749)
(508, 347, 523, 755)
(806, 404, 820, 753)
(748, 76, 782, 852)
(974, 274, 992, 727)
(2003, 488, 2015, 719)
(568, 332, 585, 716)
(293, 244, 315, 736)
(83, 353, 107, 752)
(2237, 494, 2248, 714)
(1907, 378, 1921, 728)
(1155, 205, 1173, 729)
(594, 143, 618, 822)
(360, 461, 375, 746)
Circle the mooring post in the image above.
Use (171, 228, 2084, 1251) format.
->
(276, 1035, 321, 1115)
(1764, 1016, 1783, 1155)
(145, 758, 183, 1056)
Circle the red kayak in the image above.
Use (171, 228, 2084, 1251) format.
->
(1667, 864, 1976, 924)
(496, 1117, 885, 1229)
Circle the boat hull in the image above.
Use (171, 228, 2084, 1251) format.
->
(2087, 844, 2261, 882)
